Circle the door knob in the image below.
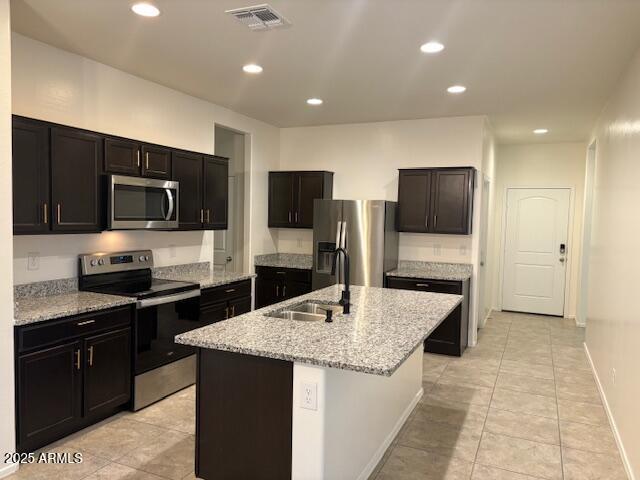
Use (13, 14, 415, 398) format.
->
(559, 257, 566, 263)
(226, 256, 232, 263)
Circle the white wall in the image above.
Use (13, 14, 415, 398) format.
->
(584, 46, 640, 478)
(491, 142, 586, 319)
(0, 0, 16, 475)
(10, 33, 280, 283)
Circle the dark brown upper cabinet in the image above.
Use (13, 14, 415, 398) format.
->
(51, 127, 103, 233)
(104, 138, 141, 176)
(203, 156, 228, 230)
(12, 117, 50, 234)
(268, 171, 333, 228)
(397, 167, 475, 235)
(172, 151, 229, 230)
(141, 145, 171, 179)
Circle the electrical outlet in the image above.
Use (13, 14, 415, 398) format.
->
(300, 382, 318, 410)
(612, 368, 616, 385)
(433, 244, 441, 256)
(27, 252, 40, 271)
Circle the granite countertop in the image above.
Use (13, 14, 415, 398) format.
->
(254, 253, 312, 270)
(152, 262, 254, 289)
(387, 260, 473, 281)
(14, 292, 136, 326)
(176, 284, 461, 376)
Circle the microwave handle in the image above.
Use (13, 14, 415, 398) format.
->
(165, 188, 175, 221)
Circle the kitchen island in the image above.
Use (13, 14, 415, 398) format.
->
(175, 284, 461, 480)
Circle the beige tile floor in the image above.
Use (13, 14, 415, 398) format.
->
(7, 310, 628, 480)
(370, 310, 629, 480)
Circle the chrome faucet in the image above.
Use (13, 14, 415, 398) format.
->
(331, 247, 350, 314)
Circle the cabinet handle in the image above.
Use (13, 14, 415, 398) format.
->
(145, 152, 149, 170)
(57, 204, 61, 224)
(43, 203, 48, 224)
(225, 288, 236, 293)
(282, 285, 287, 297)
(416, 283, 430, 288)
(76, 320, 95, 326)
(230, 305, 235, 317)
(295, 212, 299, 223)
(288, 211, 292, 223)
(206, 209, 211, 223)
(137, 149, 141, 168)
(74, 349, 81, 370)
(88, 346, 94, 367)
(225, 306, 229, 319)
(276, 271, 286, 275)
(276, 285, 280, 297)
(200, 209, 204, 223)
(434, 215, 438, 229)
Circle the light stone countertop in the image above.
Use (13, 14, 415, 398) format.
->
(154, 269, 255, 289)
(176, 284, 461, 376)
(387, 260, 473, 281)
(254, 253, 313, 270)
(14, 292, 136, 326)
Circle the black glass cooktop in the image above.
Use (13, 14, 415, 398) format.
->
(80, 269, 199, 299)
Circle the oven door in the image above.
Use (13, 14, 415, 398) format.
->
(109, 175, 179, 230)
(134, 293, 205, 375)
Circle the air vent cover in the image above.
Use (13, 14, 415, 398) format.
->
(225, 4, 290, 30)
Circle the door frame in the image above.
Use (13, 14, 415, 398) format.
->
(497, 186, 575, 317)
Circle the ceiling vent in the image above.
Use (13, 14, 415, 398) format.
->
(225, 4, 290, 30)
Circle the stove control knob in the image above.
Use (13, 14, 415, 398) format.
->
(139, 255, 146, 262)
(98, 258, 105, 266)
(90, 259, 98, 267)
(144, 255, 150, 261)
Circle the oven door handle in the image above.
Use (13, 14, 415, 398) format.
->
(136, 289, 200, 309)
(164, 188, 175, 221)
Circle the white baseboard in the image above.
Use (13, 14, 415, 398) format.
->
(0, 462, 18, 478)
(357, 387, 424, 480)
(583, 344, 635, 480)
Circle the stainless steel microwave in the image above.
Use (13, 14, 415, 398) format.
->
(108, 175, 179, 230)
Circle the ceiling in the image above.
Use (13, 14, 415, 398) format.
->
(10, 0, 640, 143)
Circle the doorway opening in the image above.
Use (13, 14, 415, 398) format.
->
(214, 125, 246, 273)
(576, 142, 597, 326)
(501, 187, 572, 316)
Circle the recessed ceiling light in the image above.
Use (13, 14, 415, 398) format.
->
(307, 98, 323, 106)
(242, 64, 263, 74)
(533, 128, 549, 134)
(447, 85, 466, 94)
(131, 2, 160, 17)
(420, 41, 445, 54)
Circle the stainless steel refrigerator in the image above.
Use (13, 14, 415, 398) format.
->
(312, 199, 399, 290)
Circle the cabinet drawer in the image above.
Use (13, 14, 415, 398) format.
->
(386, 276, 462, 294)
(17, 307, 132, 354)
(200, 279, 252, 307)
(255, 266, 311, 283)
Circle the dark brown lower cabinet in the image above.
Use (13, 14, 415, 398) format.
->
(255, 266, 312, 308)
(386, 276, 470, 356)
(199, 279, 252, 323)
(196, 349, 293, 480)
(15, 307, 133, 453)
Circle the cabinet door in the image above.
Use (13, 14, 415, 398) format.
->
(83, 328, 131, 417)
(142, 145, 171, 179)
(203, 156, 228, 230)
(51, 127, 103, 232)
(268, 172, 294, 227)
(172, 151, 203, 229)
(17, 341, 82, 452)
(104, 138, 141, 176)
(397, 170, 431, 232)
(295, 173, 324, 228)
(430, 169, 473, 234)
(200, 300, 231, 324)
(282, 280, 311, 300)
(256, 277, 282, 308)
(229, 296, 252, 317)
(12, 118, 50, 234)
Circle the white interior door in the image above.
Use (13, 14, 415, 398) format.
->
(213, 176, 235, 272)
(502, 188, 570, 316)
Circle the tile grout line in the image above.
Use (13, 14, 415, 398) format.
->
(551, 331, 565, 480)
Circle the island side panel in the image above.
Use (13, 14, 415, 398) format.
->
(196, 349, 293, 480)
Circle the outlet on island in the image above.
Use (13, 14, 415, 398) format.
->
(301, 382, 318, 411)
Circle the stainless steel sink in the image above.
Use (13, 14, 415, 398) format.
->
(267, 301, 343, 321)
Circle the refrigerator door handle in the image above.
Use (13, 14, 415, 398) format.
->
(335, 221, 343, 285)
(340, 221, 347, 249)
